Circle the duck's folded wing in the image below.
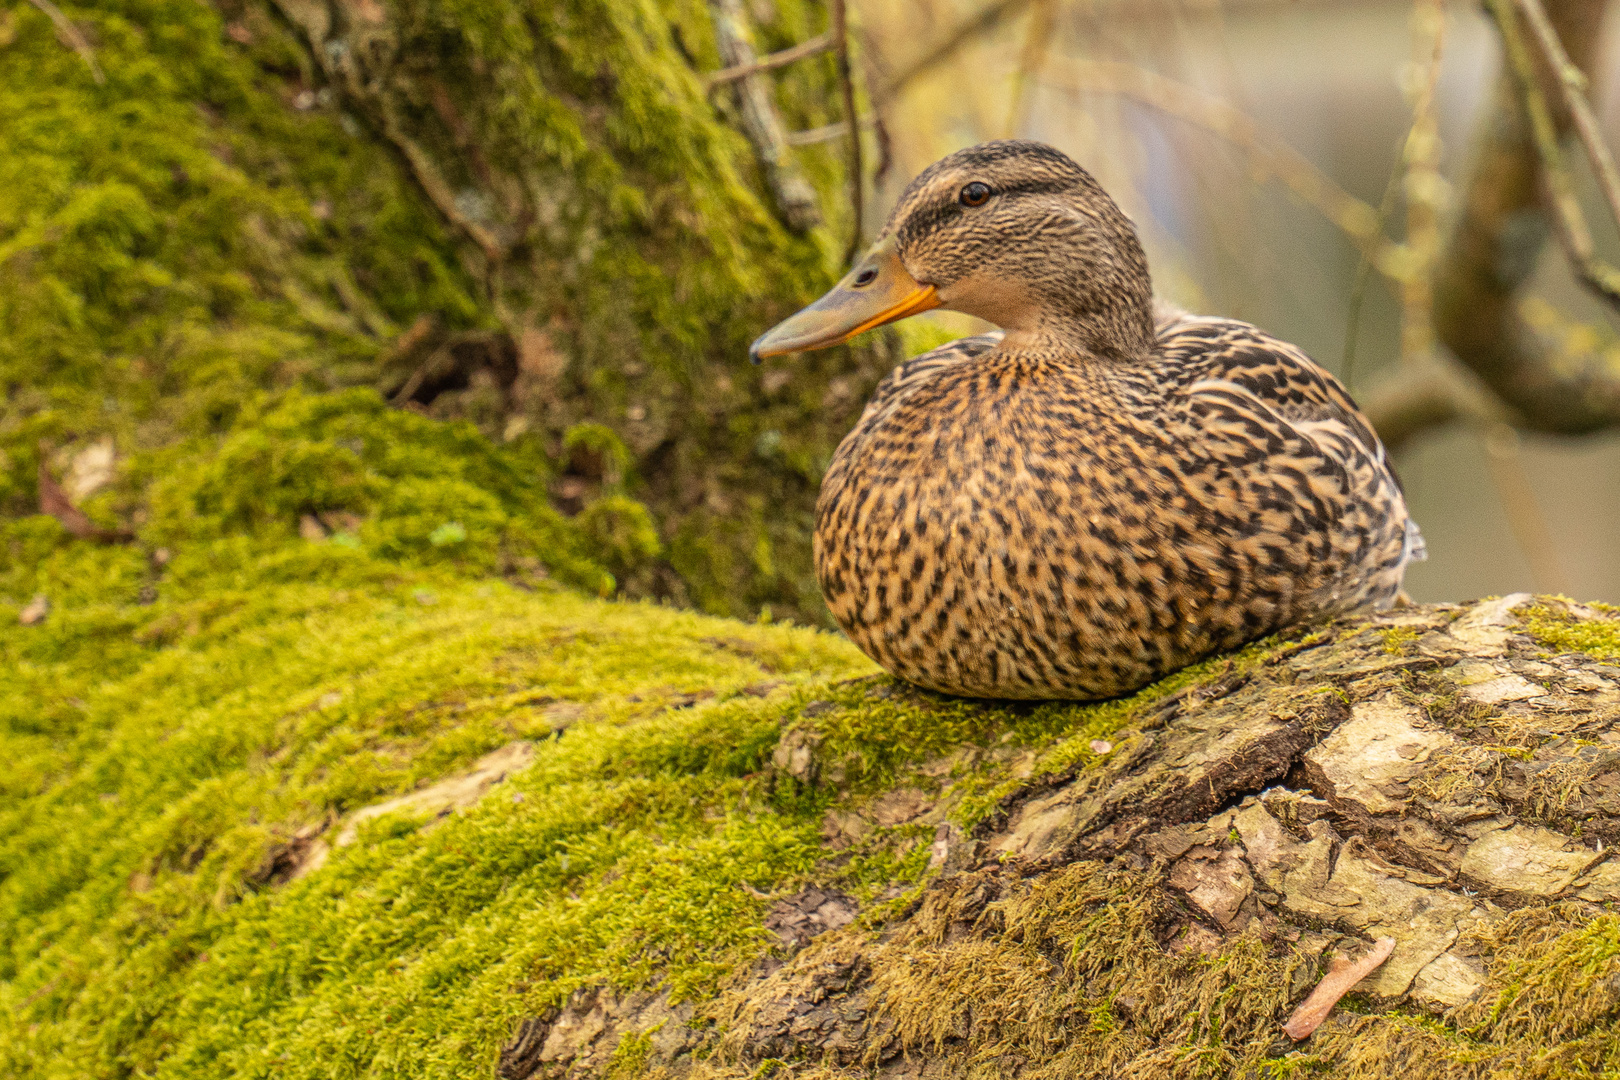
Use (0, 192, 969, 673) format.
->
(1160, 313, 1427, 575)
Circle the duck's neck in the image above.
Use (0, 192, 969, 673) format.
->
(998, 298, 1155, 364)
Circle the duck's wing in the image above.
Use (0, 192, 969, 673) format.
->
(1156, 312, 1426, 603)
(853, 332, 1005, 431)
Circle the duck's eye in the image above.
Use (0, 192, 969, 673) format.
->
(853, 267, 879, 287)
(959, 182, 992, 207)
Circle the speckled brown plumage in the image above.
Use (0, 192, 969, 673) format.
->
(799, 141, 1424, 700)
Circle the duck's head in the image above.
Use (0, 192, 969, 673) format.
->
(750, 140, 1154, 364)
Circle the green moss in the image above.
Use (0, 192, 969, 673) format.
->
(0, 556, 878, 1077)
(0, 0, 478, 510)
(1380, 626, 1420, 655)
(0, 0, 895, 625)
(1521, 601, 1620, 661)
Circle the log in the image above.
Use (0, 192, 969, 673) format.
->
(493, 595, 1620, 1078)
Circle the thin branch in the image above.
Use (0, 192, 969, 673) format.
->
(26, 0, 104, 84)
(1514, 0, 1620, 234)
(1395, 0, 1446, 367)
(876, 0, 1033, 105)
(1361, 356, 1513, 452)
(831, 0, 863, 262)
(1487, 0, 1620, 306)
(704, 32, 833, 88)
(375, 97, 505, 265)
(1283, 937, 1396, 1041)
(1430, 0, 1620, 438)
(1041, 62, 1407, 281)
(707, 0, 822, 233)
(784, 117, 875, 146)
(1342, 148, 1405, 392)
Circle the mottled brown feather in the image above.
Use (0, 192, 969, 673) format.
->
(812, 141, 1422, 700)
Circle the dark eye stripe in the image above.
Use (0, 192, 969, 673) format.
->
(898, 177, 1074, 247)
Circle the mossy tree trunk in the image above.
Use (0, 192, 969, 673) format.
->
(2, 0, 891, 624)
(495, 596, 1620, 1078)
(257, 0, 890, 621)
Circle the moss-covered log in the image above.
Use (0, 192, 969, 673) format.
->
(6, 558, 1620, 1077)
(2, 0, 897, 624)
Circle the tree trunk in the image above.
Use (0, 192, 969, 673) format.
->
(261, 0, 889, 622)
(498, 596, 1620, 1079)
(3, 0, 890, 624)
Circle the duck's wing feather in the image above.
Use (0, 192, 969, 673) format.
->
(1156, 311, 1426, 599)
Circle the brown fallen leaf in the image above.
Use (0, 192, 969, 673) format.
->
(37, 444, 131, 543)
(1283, 936, 1396, 1040)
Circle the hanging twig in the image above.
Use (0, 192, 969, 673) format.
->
(1395, 0, 1446, 367)
(26, 0, 104, 84)
(831, 0, 863, 262)
(1486, 0, 1620, 306)
(705, 32, 833, 88)
(876, 0, 1034, 105)
(1042, 62, 1406, 280)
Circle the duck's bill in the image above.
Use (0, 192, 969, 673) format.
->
(749, 236, 940, 362)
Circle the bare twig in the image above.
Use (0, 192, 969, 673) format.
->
(1396, 0, 1447, 367)
(1342, 151, 1405, 391)
(876, 0, 1033, 105)
(1042, 62, 1406, 280)
(375, 97, 505, 265)
(831, 0, 863, 262)
(1483, 423, 1572, 594)
(704, 32, 833, 88)
(707, 0, 822, 233)
(1513, 0, 1620, 240)
(1283, 937, 1395, 1041)
(26, 0, 104, 84)
(1361, 355, 1514, 452)
(1486, 0, 1620, 306)
(784, 117, 876, 146)
(1430, 0, 1620, 438)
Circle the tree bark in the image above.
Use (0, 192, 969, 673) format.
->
(496, 596, 1620, 1078)
(263, 0, 888, 623)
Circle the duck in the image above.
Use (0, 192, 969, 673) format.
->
(751, 140, 1425, 701)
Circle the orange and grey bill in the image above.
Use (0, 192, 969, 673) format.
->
(750, 235, 940, 363)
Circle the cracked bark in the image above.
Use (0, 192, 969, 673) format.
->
(493, 595, 1620, 1077)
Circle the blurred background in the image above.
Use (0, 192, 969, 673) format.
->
(5, 0, 1618, 626)
(854, 0, 1620, 603)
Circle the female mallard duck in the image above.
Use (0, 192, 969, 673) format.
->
(752, 140, 1424, 701)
